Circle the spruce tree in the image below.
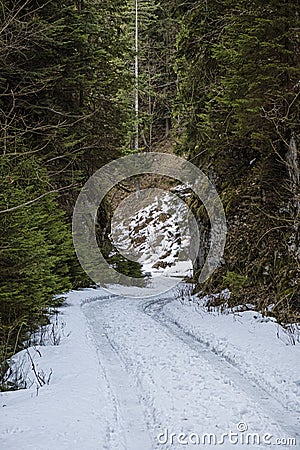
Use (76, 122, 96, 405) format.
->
(171, 0, 300, 320)
(0, 0, 135, 386)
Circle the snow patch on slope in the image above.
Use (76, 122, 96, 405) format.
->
(110, 188, 194, 278)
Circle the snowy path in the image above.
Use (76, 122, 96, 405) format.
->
(83, 293, 299, 449)
(84, 298, 153, 450)
(1, 287, 299, 449)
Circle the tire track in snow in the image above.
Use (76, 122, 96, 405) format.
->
(143, 297, 300, 442)
(88, 296, 296, 448)
(83, 300, 153, 450)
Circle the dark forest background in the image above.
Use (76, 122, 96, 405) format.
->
(0, 0, 299, 387)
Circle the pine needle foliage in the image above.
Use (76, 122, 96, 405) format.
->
(170, 0, 300, 321)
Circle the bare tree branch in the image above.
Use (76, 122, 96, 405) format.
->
(0, 184, 76, 214)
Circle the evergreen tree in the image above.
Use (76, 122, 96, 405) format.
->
(0, 0, 135, 386)
(172, 0, 300, 320)
(0, 157, 74, 386)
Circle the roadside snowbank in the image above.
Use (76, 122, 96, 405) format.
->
(0, 288, 114, 450)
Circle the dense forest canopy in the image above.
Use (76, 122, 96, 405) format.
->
(0, 0, 132, 385)
(0, 0, 299, 388)
(171, 0, 300, 321)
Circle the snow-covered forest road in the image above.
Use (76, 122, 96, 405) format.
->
(1, 288, 300, 449)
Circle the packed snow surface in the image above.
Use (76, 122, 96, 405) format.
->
(1, 286, 299, 449)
